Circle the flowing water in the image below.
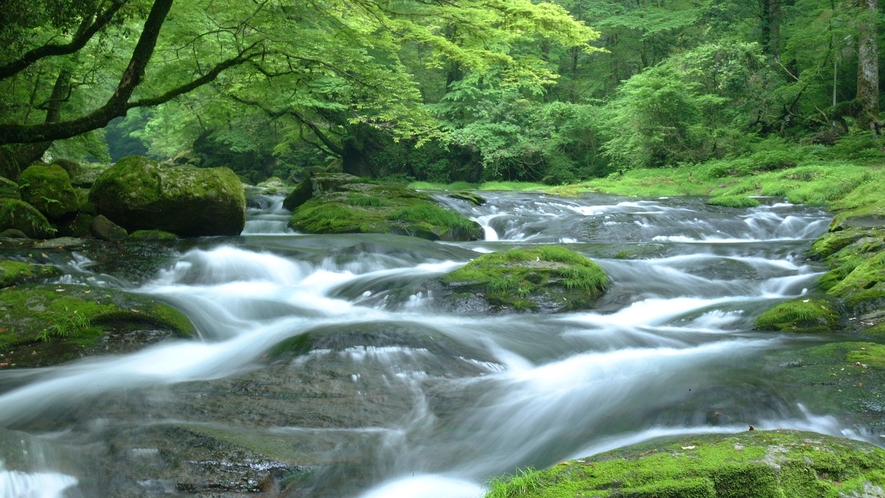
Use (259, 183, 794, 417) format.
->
(0, 192, 872, 497)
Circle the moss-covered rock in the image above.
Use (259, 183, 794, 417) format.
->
(0, 198, 55, 239)
(810, 227, 885, 260)
(18, 164, 79, 220)
(0, 283, 195, 367)
(485, 430, 885, 498)
(89, 156, 246, 237)
(286, 174, 483, 241)
(55, 212, 94, 238)
(0, 261, 60, 288)
(0, 176, 20, 200)
(827, 251, 885, 312)
(754, 296, 841, 332)
(441, 246, 609, 312)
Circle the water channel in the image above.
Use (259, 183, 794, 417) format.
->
(0, 191, 873, 497)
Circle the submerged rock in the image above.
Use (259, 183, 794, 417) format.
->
(440, 246, 609, 313)
(486, 430, 885, 497)
(89, 156, 246, 237)
(285, 174, 483, 241)
(0, 283, 195, 367)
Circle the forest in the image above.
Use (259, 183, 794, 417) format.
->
(1, 0, 884, 185)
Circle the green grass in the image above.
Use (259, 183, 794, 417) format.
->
(481, 430, 885, 498)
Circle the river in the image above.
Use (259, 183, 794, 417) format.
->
(0, 191, 871, 497)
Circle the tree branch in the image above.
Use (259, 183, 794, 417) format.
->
(0, 0, 127, 81)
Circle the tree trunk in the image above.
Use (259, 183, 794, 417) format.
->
(857, 0, 881, 134)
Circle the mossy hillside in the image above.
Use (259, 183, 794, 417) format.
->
(484, 430, 885, 498)
(18, 163, 79, 220)
(0, 284, 195, 365)
(89, 156, 246, 237)
(754, 296, 841, 333)
(287, 177, 482, 241)
(0, 260, 60, 287)
(442, 246, 609, 312)
(0, 198, 55, 239)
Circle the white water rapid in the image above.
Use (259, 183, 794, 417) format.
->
(0, 192, 869, 498)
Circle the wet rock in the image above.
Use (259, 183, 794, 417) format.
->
(489, 430, 885, 497)
(0, 283, 195, 367)
(91, 214, 128, 241)
(446, 191, 486, 206)
(285, 174, 483, 241)
(89, 156, 246, 237)
(0, 228, 28, 239)
(34, 237, 87, 249)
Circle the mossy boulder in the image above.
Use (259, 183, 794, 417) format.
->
(0, 198, 55, 239)
(827, 251, 885, 312)
(809, 227, 884, 261)
(441, 246, 609, 312)
(829, 203, 885, 232)
(286, 174, 483, 241)
(18, 164, 79, 220)
(89, 156, 246, 237)
(485, 430, 885, 498)
(0, 261, 60, 288)
(754, 296, 841, 333)
(129, 229, 178, 240)
(0, 283, 195, 367)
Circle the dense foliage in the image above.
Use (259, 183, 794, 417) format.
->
(1, 0, 884, 183)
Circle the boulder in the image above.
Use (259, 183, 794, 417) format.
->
(440, 246, 609, 312)
(89, 156, 246, 237)
(0, 198, 55, 239)
(18, 164, 79, 220)
(286, 174, 483, 241)
(0, 261, 60, 288)
(754, 296, 841, 332)
(91, 214, 128, 241)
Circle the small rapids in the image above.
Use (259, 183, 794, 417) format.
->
(0, 191, 864, 498)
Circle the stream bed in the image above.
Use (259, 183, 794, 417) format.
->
(1, 191, 876, 498)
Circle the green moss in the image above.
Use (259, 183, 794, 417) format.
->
(128, 229, 179, 239)
(0, 261, 61, 288)
(443, 246, 608, 312)
(484, 430, 885, 498)
(287, 175, 482, 241)
(845, 342, 885, 368)
(827, 251, 885, 311)
(89, 156, 246, 237)
(809, 228, 884, 260)
(707, 195, 761, 208)
(0, 284, 195, 357)
(0, 198, 55, 238)
(754, 297, 841, 332)
(0, 176, 20, 199)
(18, 164, 79, 220)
